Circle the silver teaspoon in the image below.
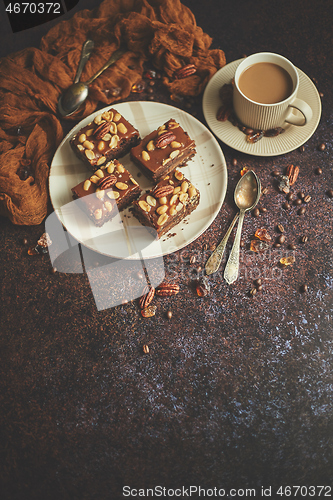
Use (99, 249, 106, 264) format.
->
(224, 170, 261, 284)
(205, 171, 260, 276)
(57, 47, 126, 117)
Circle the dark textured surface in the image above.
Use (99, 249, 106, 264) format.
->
(1, 1, 333, 499)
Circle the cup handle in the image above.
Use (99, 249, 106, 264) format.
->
(285, 98, 313, 126)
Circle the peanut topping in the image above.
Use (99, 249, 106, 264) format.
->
(97, 141, 105, 152)
(90, 175, 100, 184)
(94, 209, 103, 220)
(102, 111, 112, 121)
(139, 200, 151, 212)
(115, 182, 128, 191)
(146, 195, 157, 207)
(95, 169, 104, 178)
(94, 114, 103, 125)
(85, 150, 95, 160)
(142, 150, 150, 161)
(147, 140, 156, 151)
(107, 191, 119, 200)
(169, 194, 178, 205)
(97, 156, 106, 166)
(157, 213, 168, 226)
(106, 162, 115, 173)
(109, 135, 119, 149)
(83, 179, 91, 191)
(156, 205, 168, 215)
(95, 190, 105, 200)
(117, 122, 128, 135)
(116, 163, 125, 173)
(188, 186, 197, 198)
(181, 181, 189, 193)
(169, 149, 180, 159)
(78, 134, 86, 143)
(83, 140, 94, 150)
(104, 201, 113, 212)
(179, 192, 188, 203)
(109, 122, 117, 135)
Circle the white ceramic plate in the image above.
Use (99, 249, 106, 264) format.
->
(49, 101, 227, 259)
(203, 59, 322, 156)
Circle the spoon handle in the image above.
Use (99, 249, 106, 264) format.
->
(205, 213, 239, 275)
(85, 47, 127, 85)
(74, 40, 95, 84)
(224, 209, 245, 284)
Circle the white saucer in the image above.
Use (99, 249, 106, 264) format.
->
(203, 59, 322, 156)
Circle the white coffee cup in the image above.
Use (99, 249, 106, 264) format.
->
(233, 52, 313, 130)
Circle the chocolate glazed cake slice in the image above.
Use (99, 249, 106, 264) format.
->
(70, 108, 140, 171)
(131, 169, 200, 238)
(71, 160, 141, 227)
(130, 119, 196, 183)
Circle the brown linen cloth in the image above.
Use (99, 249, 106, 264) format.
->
(0, 0, 226, 225)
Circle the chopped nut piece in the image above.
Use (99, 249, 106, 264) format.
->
(95, 169, 105, 178)
(142, 150, 150, 161)
(146, 195, 157, 207)
(138, 200, 151, 212)
(115, 182, 128, 191)
(83, 180, 91, 191)
(157, 213, 168, 226)
(117, 122, 128, 135)
(82, 140, 94, 150)
(85, 150, 95, 160)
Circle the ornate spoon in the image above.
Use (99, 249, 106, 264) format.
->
(224, 170, 261, 284)
(205, 170, 261, 277)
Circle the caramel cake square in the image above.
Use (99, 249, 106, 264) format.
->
(71, 160, 141, 227)
(130, 119, 196, 183)
(70, 108, 140, 171)
(131, 169, 200, 237)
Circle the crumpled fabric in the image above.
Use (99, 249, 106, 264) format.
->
(0, 0, 226, 225)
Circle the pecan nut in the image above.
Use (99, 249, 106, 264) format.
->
(98, 174, 117, 190)
(154, 131, 177, 149)
(156, 282, 180, 297)
(285, 164, 300, 185)
(139, 286, 155, 309)
(219, 83, 233, 102)
(174, 64, 197, 79)
(216, 103, 232, 122)
(153, 185, 174, 198)
(94, 122, 112, 140)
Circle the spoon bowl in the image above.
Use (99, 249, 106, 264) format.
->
(234, 169, 261, 211)
(58, 82, 89, 117)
